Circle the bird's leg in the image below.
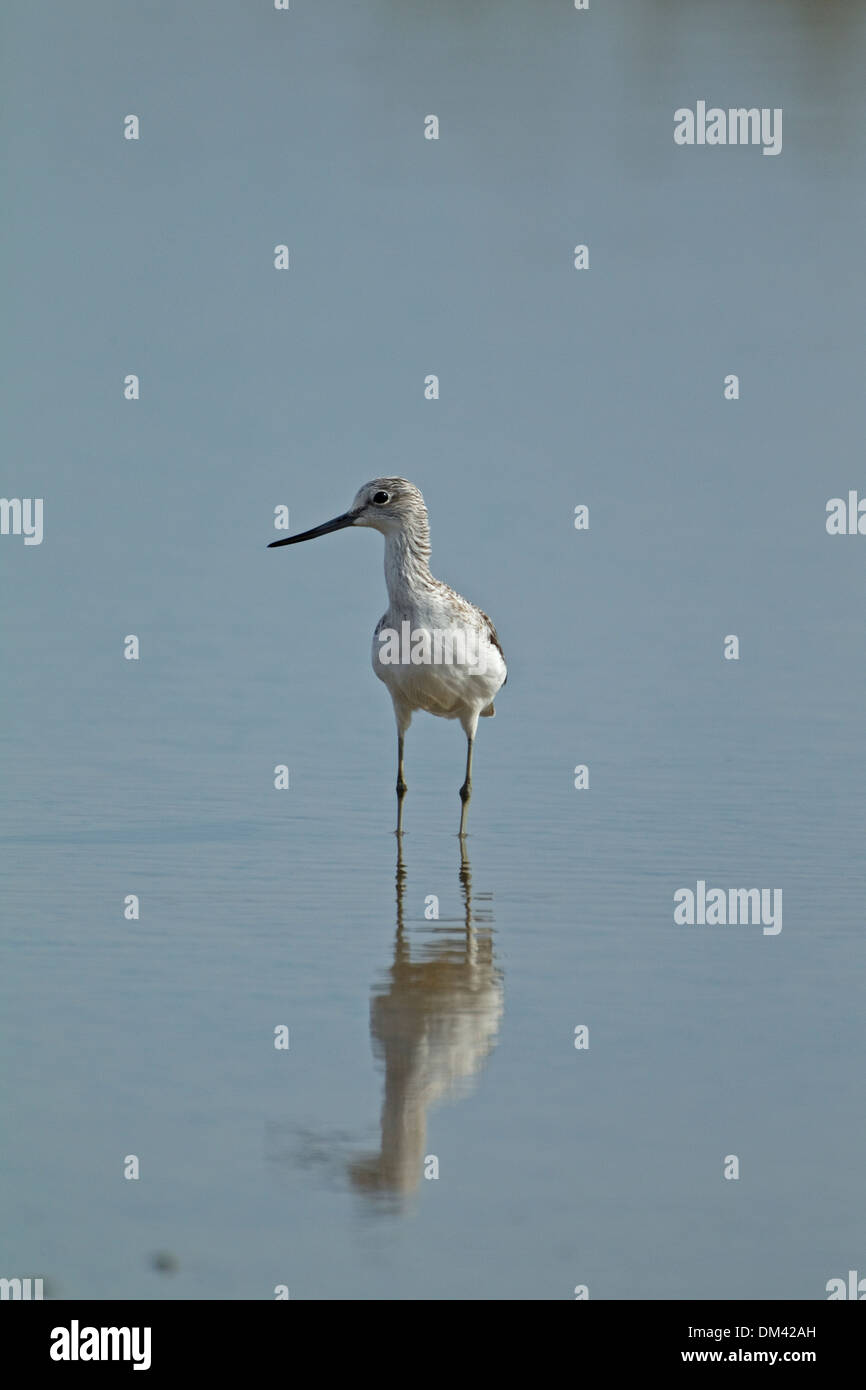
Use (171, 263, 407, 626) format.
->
(395, 731, 407, 835)
(458, 733, 474, 837)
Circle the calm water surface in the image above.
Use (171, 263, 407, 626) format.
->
(2, 0, 865, 1298)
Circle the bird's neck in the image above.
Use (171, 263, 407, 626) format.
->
(383, 525, 433, 608)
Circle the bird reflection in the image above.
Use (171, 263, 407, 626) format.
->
(349, 838, 504, 1203)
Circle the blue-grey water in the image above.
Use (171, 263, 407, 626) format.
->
(2, 0, 865, 1300)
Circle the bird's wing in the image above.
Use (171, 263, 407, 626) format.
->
(479, 609, 506, 683)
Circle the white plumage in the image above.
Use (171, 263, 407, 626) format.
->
(269, 477, 506, 834)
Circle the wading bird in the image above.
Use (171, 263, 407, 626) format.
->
(268, 478, 506, 835)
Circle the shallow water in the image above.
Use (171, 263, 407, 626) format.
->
(2, 0, 865, 1299)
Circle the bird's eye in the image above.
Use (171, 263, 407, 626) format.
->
(372, 491, 390, 505)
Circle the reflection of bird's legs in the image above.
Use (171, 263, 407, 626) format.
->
(458, 839, 478, 965)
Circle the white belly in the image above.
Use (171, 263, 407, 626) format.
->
(371, 616, 506, 719)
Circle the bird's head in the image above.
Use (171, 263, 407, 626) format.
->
(268, 477, 427, 549)
(348, 478, 427, 535)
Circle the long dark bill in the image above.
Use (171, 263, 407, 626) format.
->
(267, 511, 359, 548)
